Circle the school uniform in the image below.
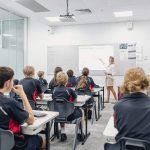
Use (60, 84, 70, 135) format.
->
(52, 85, 82, 121)
(76, 76, 98, 91)
(38, 77, 48, 92)
(114, 92, 150, 142)
(49, 78, 58, 91)
(19, 77, 43, 103)
(0, 92, 42, 149)
(66, 76, 77, 87)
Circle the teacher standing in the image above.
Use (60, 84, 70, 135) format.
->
(105, 56, 117, 102)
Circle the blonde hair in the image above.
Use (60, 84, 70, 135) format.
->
(37, 71, 44, 78)
(23, 66, 35, 77)
(56, 71, 68, 86)
(76, 75, 87, 89)
(121, 67, 150, 93)
(109, 56, 115, 64)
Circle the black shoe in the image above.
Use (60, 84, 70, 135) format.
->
(77, 133, 85, 142)
(60, 133, 67, 142)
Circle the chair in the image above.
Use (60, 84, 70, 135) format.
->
(17, 98, 36, 110)
(104, 137, 150, 150)
(44, 89, 52, 94)
(50, 97, 83, 150)
(0, 128, 14, 150)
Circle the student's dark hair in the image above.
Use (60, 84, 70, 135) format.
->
(53, 67, 63, 83)
(67, 69, 74, 77)
(37, 71, 44, 78)
(82, 67, 89, 76)
(0, 67, 14, 88)
(14, 79, 19, 85)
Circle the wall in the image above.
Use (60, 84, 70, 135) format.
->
(27, 18, 49, 75)
(27, 20, 150, 86)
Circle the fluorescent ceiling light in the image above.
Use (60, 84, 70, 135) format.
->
(3, 34, 13, 37)
(45, 17, 60, 22)
(10, 45, 17, 47)
(114, 11, 133, 18)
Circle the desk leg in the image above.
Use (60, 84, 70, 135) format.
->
(102, 87, 105, 109)
(50, 122, 59, 141)
(82, 102, 90, 145)
(96, 91, 102, 121)
(46, 122, 51, 150)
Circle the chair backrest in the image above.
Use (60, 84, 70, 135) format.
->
(75, 88, 92, 96)
(0, 128, 14, 150)
(17, 98, 36, 110)
(50, 97, 74, 122)
(104, 137, 150, 150)
(44, 89, 52, 94)
(120, 137, 150, 150)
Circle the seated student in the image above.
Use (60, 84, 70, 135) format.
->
(66, 69, 76, 87)
(52, 71, 83, 142)
(37, 71, 48, 92)
(114, 67, 150, 142)
(49, 67, 63, 91)
(19, 66, 43, 109)
(76, 75, 92, 95)
(76, 75, 94, 119)
(0, 67, 43, 149)
(76, 67, 99, 91)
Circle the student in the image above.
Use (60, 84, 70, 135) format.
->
(37, 71, 48, 92)
(19, 66, 43, 109)
(49, 66, 63, 91)
(76, 75, 91, 94)
(114, 67, 150, 142)
(66, 69, 76, 87)
(76, 67, 99, 91)
(76, 75, 94, 119)
(52, 71, 83, 142)
(0, 67, 43, 149)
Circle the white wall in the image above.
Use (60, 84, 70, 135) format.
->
(27, 20, 150, 86)
(27, 18, 49, 75)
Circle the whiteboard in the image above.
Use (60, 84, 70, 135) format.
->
(79, 45, 114, 73)
(47, 44, 138, 76)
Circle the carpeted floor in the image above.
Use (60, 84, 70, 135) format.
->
(50, 103, 114, 150)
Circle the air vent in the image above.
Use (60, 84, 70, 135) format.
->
(15, 0, 50, 12)
(75, 9, 92, 14)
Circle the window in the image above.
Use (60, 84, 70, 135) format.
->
(0, 8, 25, 79)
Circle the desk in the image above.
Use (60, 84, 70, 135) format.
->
(76, 95, 91, 145)
(92, 88, 102, 121)
(21, 110, 59, 150)
(103, 116, 118, 144)
(40, 94, 91, 145)
(36, 94, 52, 110)
(36, 94, 90, 107)
(75, 95, 91, 106)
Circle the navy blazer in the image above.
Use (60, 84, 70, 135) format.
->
(114, 92, 150, 142)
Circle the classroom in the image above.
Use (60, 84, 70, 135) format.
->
(0, 0, 150, 150)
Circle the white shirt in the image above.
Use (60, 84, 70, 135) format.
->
(106, 64, 115, 76)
